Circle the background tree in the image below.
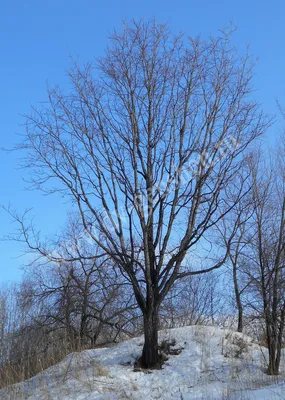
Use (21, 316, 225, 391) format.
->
(218, 161, 256, 333)
(17, 214, 140, 348)
(16, 20, 267, 367)
(0, 230, 140, 388)
(160, 271, 224, 328)
(26, 254, 139, 348)
(241, 151, 285, 375)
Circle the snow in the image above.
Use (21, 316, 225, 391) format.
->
(1, 325, 285, 399)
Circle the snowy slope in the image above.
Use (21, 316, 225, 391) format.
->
(1, 326, 285, 399)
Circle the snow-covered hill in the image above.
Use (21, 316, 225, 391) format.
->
(1, 326, 285, 399)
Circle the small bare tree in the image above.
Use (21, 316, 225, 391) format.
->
(218, 162, 256, 332)
(18, 215, 140, 348)
(160, 271, 224, 328)
(29, 258, 138, 345)
(15, 20, 267, 367)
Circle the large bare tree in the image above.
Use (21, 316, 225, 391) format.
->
(17, 20, 267, 367)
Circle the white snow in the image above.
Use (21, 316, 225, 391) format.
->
(1, 326, 285, 399)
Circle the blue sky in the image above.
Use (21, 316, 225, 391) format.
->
(0, 0, 284, 283)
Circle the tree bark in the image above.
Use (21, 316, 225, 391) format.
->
(266, 314, 285, 375)
(231, 252, 243, 333)
(233, 268, 243, 333)
(267, 333, 279, 375)
(141, 305, 159, 368)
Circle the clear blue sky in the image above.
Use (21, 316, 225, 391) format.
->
(0, 0, 284, 283)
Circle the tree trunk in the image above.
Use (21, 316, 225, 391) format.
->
(80, 314, 88, 346)
(141, 305, 159, 368)
(237, 303, 243, 333)
(267, 345, 280, 376)
(233, 261, 243, 332)
(267, 319, 284, 375)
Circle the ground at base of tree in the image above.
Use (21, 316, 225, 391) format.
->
(1, 325, 285, 400)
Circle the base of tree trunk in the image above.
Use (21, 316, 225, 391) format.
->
(134, 353, 166, 370)
(140, 307, 161, 368)
(267, 363, 280, 376)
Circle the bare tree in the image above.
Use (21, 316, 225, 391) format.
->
(240, 151, 285, 375)
(160, 271, 224, 328)
(29, 258, 139, 344)
(218, 162, 256, 332)
(20, 215, 140, 348)
(15, 20, 267, 367)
